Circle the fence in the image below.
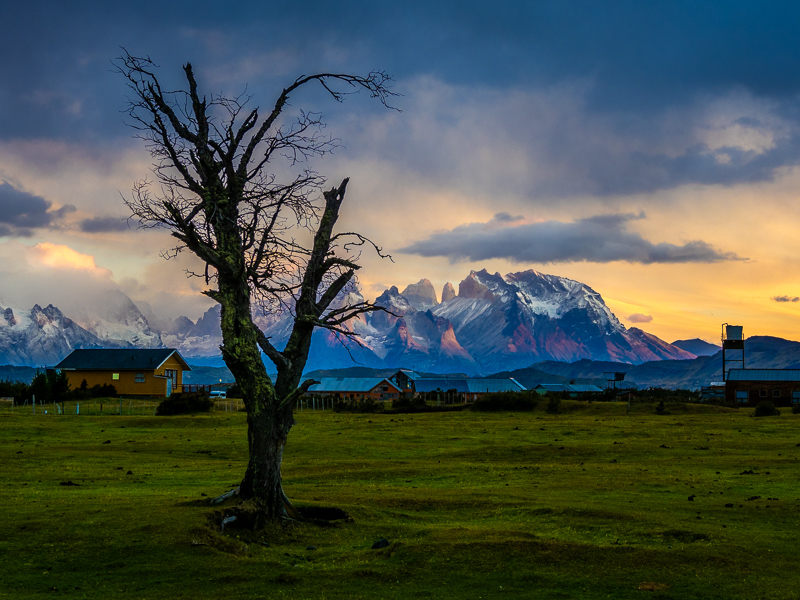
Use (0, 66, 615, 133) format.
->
(0, 397, 161, 416)
(0, 395, 338, 416)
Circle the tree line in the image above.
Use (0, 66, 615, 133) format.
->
(0, 372, 116, 405)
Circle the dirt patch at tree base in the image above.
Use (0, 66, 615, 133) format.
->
(208, 502, 352, 532)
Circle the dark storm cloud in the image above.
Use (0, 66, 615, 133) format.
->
(0, 182, 74, 235)
(4, 2, 800, 194)
(772, 295, 800, 303)
(79, 216, 130, 233)
(400, 212, 744, 264)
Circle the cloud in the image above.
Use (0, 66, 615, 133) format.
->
(32, 242, 110, 274)
(0, 181, 74, 235)
(628, 313, 653, 323)
(79, 216, 131, 233)
(400, 212, 744, 265)
(0, 240, 117, 313)
(772, 295, 800, 303)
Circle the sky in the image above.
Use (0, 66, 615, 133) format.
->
(2, 1, 800, 344)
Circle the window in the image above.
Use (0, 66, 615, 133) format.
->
(772, 389, 781, 398)
(135, 373, 145, 383)
(792, 391, 800, 404)
(112, 373, 119, 380)
(759, 389, 768, 398)
(164, 369, 178, 388)
(735, 391, 748, 403)
(382, 386, 388, 392)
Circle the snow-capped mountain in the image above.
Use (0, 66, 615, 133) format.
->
(0, 291, 163, 366)
(0, 304, 104, 366)
(427, 269, 694, 372)
(68, 289, 162, 349)
(0, 269, 695, 372)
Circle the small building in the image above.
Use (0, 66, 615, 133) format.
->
(306, 377, 402, 401)
(390, 370, 526, 401)
(55, 348, 191, 397)
(724, 369, 800, 407)
(534, 383, 604, 398)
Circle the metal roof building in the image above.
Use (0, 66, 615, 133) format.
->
(534, 383, 603, 396)
(306, 377, 401, 401)
(726, 369, 800, 381)
(725, 369, 800, 407)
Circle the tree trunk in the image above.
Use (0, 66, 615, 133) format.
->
(238, 398, 294, 518)
(216, 270, 293, 518)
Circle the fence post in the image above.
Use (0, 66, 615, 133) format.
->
(32, 395, 35, 415)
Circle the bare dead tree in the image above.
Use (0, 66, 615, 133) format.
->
(116, 51, 396, 520)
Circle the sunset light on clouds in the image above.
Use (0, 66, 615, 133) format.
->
(3, 1, 800, 345)
(33, 243, 105, 273)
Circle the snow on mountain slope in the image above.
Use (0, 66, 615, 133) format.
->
(69, 290, 162, 348)
(0, 268, 695, 372)
(0, 304, 104, 366)
(431, 269, 693, 371)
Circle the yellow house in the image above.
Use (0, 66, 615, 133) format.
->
(55, 348, 192, 397)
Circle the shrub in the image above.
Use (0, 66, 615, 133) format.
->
(386, 395, 466, 414)
(90, 383, 117, 398)
(471, 392, 539, 412)
(655, 400, 667, 415)
(546, 396, 562, 414)
(792, 404, 800, 414)
(391, 395, 429, 412)
(333, 398, 384, 413)
(156, 391, 213, 415)
(73, 380, 117, 399)
(754, 400, 780, 417)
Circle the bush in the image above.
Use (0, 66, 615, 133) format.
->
(156, 391, 213, 415)
(754, 400, 780, 417)
(792, 404, 800, 415)
(655, 400, 667, 415)
(386, 395, 466, 414)
(332, 398, 384, 413)
(391, 395, 429, 412)
(546, 396, 562, 414)
(90, 383, 117, 398)
(471, 392, 539, 412)
(73, 379, 117, 399)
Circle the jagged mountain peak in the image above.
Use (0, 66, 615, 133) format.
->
(401, 279, 439, 310)
(0, 267, 696, 373)
(458, 273, 496, 300)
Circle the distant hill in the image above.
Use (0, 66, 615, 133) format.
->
(671, 338, 720, 356)
(0, 365, 39, 385)
(492, 336, 800, 390)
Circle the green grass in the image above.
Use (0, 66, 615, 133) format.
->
(1, 400, 799, 599)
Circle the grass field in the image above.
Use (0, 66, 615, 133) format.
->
(1, 400, 799, 599)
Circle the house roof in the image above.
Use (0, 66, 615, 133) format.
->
(307, 377, 401, 393)
(726, 369, 800, 382)
(534, 383, 603, 393)
(413, 378, 470, 393)
(413, 378, 526, 393)
(467, 378, 527, 393)
(55, 349, 191, 372)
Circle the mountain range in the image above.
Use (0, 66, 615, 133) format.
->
(1, 268, 716, 378)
